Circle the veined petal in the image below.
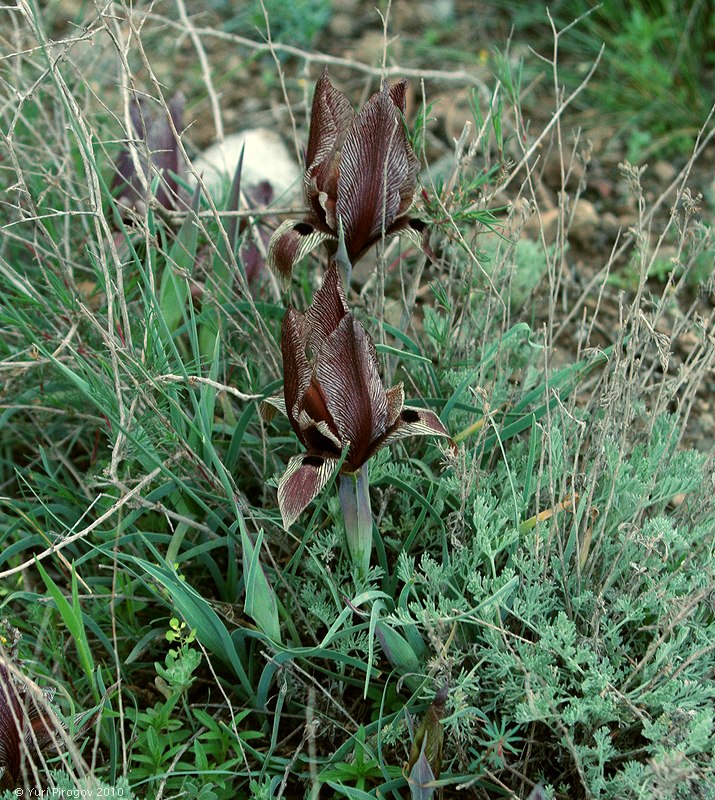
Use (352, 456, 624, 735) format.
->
(300, 380, 332, 425)
(260, 392, 287, 424)
(278, 453, 339, 529)
(316, 315, 387, 467)
(296, 410, 343, 451)
(389, 79, 408, 114)
(369, 405, 453, 457)
(385, 383, 405, 428)
(306, 68, 354, 176)
(385, 80, 420, 218)
(281, 307, 311, 442)
(303, 260, 349, 354)
(267, 219, 335, 284)
(385, 215, 433, 260)
(305, 70, 354, 227)
(337, 83, 420, 262)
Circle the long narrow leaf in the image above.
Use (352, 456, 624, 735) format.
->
(35, 559, 96, 692)
(159, 182, 202, 334)
(242, 527, 281, 643)
(199, 145, 244, 360)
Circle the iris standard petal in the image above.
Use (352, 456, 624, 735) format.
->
(299, 378, 341, 444)
(305, 68, 354, 226)
(386, 80, 421, 217)
(303, 260, 349, 354)
(389, 79, 408, 113)
(336, 84, 420, 262)
(305, 68, 354, 182)
(281, 307, 312, 443)
(315, 315, 388, 467)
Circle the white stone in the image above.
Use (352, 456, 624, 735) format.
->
(190, 129, 301, 200)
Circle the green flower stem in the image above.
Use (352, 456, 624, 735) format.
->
(338, 465, 373, 578)
(334, 214, 352, 288)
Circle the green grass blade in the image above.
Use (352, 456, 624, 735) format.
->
(242, 527, 281, 643)
(159, 182, 202, 335)
(441, 322, 531, 422)
(35, 559, 97, 695)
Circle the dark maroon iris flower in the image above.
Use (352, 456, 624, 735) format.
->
(112, 92, 184, 216)
(0, 662, 61, 790)
(268, 68, 429, 282)
(264, 262, 451, 528)
(0, 660, 106, 790)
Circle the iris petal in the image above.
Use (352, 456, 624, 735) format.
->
(305, 68, 354, 227)
(303, 261, 349, 354)
(267, 219, 336, 284)
(336, 84, 420, 262)
(316, 315, 387, 468)
(277, 453, 339, 529)
(369, 405, 453, 459)
(281, 307, 312, 444)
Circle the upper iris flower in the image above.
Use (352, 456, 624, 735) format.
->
(264, 261, 451, 530)
(268, 68, 429, 283)
(112, 92, 184, 216)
